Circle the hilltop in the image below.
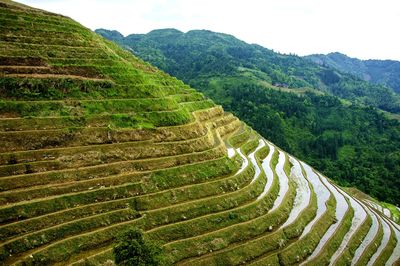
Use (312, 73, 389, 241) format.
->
(96, 28, 400, 113)
(97, 28, 400, 205)
(306, 52, 400, 94)
(0, 1, 399, 265)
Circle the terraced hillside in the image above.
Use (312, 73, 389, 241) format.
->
(0, 1, 399, 265)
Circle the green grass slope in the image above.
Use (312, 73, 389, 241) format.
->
(96, 28, 400, 206)
(306, 52, 400, 94)
(0, 1, 399, 265)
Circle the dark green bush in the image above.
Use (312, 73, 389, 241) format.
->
(113, 227, 167, 266)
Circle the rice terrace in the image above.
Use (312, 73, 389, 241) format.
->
(0, 0, 399, 265)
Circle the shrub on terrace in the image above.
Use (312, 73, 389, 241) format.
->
(113, 227, 167, 266)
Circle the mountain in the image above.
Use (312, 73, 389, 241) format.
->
(306, 52, 400, 94)
(97, 28, 400, 206)
(0, 1, 399, 265)
(96, 28, 400, 114)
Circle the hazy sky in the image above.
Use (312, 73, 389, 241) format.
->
(16, 0, 400, 60)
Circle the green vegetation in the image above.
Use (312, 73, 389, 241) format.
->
(375, 227, 398, 265)
(354, 221, 384, 266)
(0, 1, 399, 266)
(335, 215, 372, 265)
(97, 28, 400, 113)
(382, 202, 400, 222)
(306, 52, 400, 94)
(98, 29, 400, 205)
(225, 84, 400, 205)
(277, 195, 337, 265)
(113, 227, 166, 266)
(305, 206, 354, 265)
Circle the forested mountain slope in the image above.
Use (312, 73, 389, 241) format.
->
(98, 28, 400, 205)
(306, 52, 400, 94)
(0, 1, 399, 265)
(96, 28, 400, 113)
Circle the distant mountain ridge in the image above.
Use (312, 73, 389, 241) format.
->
(306, 52, 400, 94)
(96, 28, 400, 114)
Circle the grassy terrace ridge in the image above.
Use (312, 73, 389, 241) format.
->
(0, 0, 399, 265)
(181, 157, 317, 266)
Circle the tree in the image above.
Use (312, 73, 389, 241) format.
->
(113, 227, 166, 266)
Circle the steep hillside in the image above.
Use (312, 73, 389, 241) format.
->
(306, 52, 400, 94)
(0, 1, 399, 265)
(96, 28, 400, 114)
(97, 28, 400, 205)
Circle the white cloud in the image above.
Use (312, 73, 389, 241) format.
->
(16, 0, 400, 60)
